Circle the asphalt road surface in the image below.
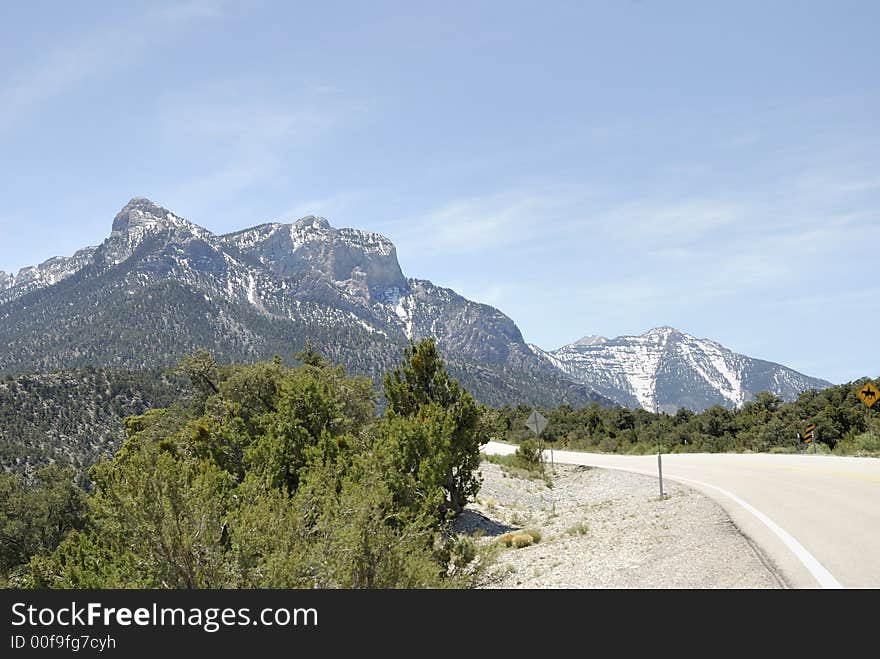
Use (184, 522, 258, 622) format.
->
(484, 441, 880, 588)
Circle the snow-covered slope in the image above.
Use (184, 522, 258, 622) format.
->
(532, 326, 831, 412)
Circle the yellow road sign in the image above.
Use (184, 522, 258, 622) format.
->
(857, 381, 879, 408)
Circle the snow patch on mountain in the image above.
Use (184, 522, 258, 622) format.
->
(337, 227, 396, 257)
(394, 294, 415, 339)
(675, 333, 744, 406)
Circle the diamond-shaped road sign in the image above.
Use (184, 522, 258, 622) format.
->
(525, 410, 548, 436)
(857, 381, 879, 408)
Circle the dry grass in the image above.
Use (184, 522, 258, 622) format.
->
(499, 529, 542, 549)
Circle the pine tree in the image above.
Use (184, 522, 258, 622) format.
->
(382, 339, 487, 516)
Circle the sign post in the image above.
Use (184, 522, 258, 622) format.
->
(525, 410, 549, 474)
(803, 424, 816, 454)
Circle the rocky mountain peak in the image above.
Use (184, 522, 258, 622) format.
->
(110, 197, 191, 235)
(0, 271, 12, 291)
(572, 335, 608, 348)
(292, 215, 331, 231)
(225, 215, 407, 302)
(644, 326, 680, 338)
(102, 198, 208, 267)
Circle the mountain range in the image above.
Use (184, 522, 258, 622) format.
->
(0, 198, 602, 409)
(0, 198, 831, 412)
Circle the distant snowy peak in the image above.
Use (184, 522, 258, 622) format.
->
(539, 327, 831, 412)
(0, 271, 13, 291)
(571, 335, 608, 347)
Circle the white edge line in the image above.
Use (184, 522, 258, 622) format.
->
(661, 472, 843, 589)
(483, 443, 844, 589)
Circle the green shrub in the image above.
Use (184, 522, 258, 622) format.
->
(483, 453, 519, 468)
(20, 341, 491, 589)
(483, 448, 546, 482)
(515, 439, 542, 469)
(853, 432, 880, 454)
(567, 522, 589, 536)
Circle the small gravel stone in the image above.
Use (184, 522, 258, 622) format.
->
(458, 462, 785, 588)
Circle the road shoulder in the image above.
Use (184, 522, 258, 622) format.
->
(459, 462, 787, 588)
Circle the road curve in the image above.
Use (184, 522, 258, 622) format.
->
(483, 442, 880, 588)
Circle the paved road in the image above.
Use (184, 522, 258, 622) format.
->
(484, 442, 880, 588)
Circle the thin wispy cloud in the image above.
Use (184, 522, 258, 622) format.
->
(720, 133, 761, 149)
(385, 186, 593, 257)
(168, 102, 332, 147)
(0, 35, 118, 131)
(389, 189, 746, 265)
(281, 194, 356, 222)
(792, 171, 880, 198)
(0, 2, 226, 132)
(156, 89, 346, 215)
(0, 215, 16, 254)
(440, 279, 519, 311)
(386, 152, 877, 342)
(596, 199, 744, 245)
(161, 156, 279, 216)
(153, 0, 229, 22)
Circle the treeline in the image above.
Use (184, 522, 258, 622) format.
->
(0, 367, 179, 478)
(1, 340, 489, 588)
(484, 379, 880, 456)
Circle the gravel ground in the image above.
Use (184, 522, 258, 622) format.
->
(456, 462, 786, 589)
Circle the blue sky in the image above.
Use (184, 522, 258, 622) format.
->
(1, 1, 877, 384)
